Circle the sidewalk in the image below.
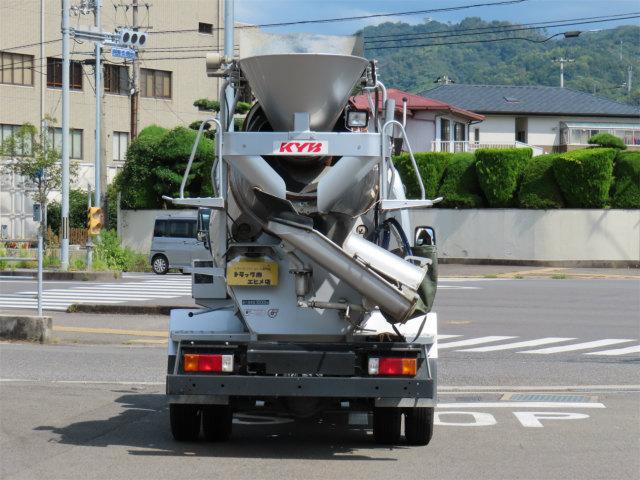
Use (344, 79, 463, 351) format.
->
(438, 264, 639, 279)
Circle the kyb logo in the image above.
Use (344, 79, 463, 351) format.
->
(274, 141, 328, 155)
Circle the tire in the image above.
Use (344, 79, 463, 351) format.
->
(372, 408, 402, 444)
(202, 405, 233, 442)
(169, 404, 201, 441)
(404, 407, 434, 446)
(151, 254, 169, 275)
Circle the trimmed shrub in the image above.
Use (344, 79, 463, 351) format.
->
(553, 148, 615, 208)
(518, 154, 565, 209)
(588, 132, 626, 150)
(611, 150, 640, 209)
(475, 148, 532, 207)
(394, 152, 449, 198)
(437, 153, 485, 208)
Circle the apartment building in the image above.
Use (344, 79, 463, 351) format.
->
(1, 0, 226, 237)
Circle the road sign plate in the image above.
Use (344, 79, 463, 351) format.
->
(227, 258, 278, 287)
(111, 47, 136, 60)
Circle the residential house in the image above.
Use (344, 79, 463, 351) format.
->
(423, 84, 640, 153)
(351, 88, 484, 154)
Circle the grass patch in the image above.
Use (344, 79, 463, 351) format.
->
(483, 274, 498, 278)
(551, 273, 567, 279)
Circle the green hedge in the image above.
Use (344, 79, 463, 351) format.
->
(437, 153, 485, 208)
(611, 150, 640, 208)
(588, 132, 626, 150)
(517, 154, 565, 209)
(475, 148, 532, 207)
(553, 148, 615, 208)
(394, 152, 449, 198)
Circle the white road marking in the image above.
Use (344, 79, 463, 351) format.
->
(438, 336, 517, 349)
(0, 276, 192, 311)
(435, 411, 497, 426)
(437, 285, 481, 290)
(437, 334, 462, 340)
(438, 385, 640, 392)
(437, 402, 605, 409)
(460, 337, 576, 352)
(521, 339, 635, 354)
(513, 412, 590, 428)
(585, 345, 640, 356)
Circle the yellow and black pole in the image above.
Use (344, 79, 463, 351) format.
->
(86, 186, 102, 270)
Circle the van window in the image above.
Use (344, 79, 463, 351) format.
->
(154, 219, 167, 237)
(168, 220, 196, 238)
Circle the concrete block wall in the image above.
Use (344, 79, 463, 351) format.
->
(410, 209, 640, 265)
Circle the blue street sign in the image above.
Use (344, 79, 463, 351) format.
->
(111, 47, 136, 60)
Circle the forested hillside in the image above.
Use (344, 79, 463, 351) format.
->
(362, 18, 640, 105)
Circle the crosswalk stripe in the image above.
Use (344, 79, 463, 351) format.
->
(438, 336, 517, 349)
(521, 339, 635, 354)
(460, 337, 576, 352)
(437, 334, 462, 340)
(585, 345, 640, 356)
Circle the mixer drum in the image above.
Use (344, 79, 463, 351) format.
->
(228, 54, 375, 239)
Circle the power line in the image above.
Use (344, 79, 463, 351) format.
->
(154, 0, 529, 34)
(364, 12, 640, 43)
(365, 12, 640, 41)
(366, 16, 640, 50)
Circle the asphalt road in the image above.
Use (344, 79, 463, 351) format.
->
(1, 276, 639, 479)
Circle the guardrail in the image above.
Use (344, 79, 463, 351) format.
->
(431, 140, 544, 156)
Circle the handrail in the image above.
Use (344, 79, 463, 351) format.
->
(382, 120, 426, 200)
(179, 117, 222, 199)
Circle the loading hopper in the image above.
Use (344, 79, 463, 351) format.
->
(238, 54, 369, 132)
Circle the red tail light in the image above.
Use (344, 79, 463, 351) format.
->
(368, 357, 417, 376)
(183, 354, 234, 373)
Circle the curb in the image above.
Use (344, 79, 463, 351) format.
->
(0, 315, 52, 343)
(0, 270, 122, 281)
(438, 258, 640, 268)
(66, 304, 192, 315)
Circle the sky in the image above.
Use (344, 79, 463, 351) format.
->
(234, 0, 640, 35)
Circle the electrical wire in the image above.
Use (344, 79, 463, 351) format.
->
(153, 0, 529, 34)
(363, 12, 640, 41)
(364, 13, 640, 44)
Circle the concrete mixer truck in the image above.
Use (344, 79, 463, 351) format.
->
(163, 34, 441, 446)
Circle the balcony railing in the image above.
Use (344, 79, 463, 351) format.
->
(431, 140, 544, 156)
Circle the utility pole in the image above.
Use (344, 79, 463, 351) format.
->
(40, 0, 45, 133)
(130, 0, 140, 139)
(224, 0, 234, 132)
(61, 0, 71, 270)
(627, 65, 633, 96)
(554, 57, 574, 88)
(94, 0, 102, 216)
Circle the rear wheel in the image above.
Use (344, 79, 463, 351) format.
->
(373, 407, 402, 444)
(170, 404, 201, 441)
(404, 407, 434, 446)
(152, 254, 169, 275)
(202, 405, 233, 441)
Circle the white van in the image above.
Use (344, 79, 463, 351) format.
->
(149, 210, 210, 274)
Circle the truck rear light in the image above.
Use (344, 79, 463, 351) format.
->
(183, 354, 234, 373)
(368, 357, 417, 376)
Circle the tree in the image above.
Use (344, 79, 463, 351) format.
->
(0, 122, 78, 230)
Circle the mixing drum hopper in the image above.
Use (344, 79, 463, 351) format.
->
(238, 54, 369, 132)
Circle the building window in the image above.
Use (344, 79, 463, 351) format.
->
(112, 131, 129, 161)
(104, 64, 129, 95)
(140, 68, 171, 99)
(474, 128, 480, 142)
(0, 124, 32, 155)
(440, 119, 450, 141)
(454, 122, 466, 141)
(0, 52, 34, 86)
(47, 57, 83, 90)
(198, 22, 213, 34)
(48, 128, 83, 159)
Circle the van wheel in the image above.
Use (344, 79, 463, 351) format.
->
(373, 408, 401, 444)
(404, 407, 434, 446)
(152, 254, 169, 275)
(170, 404, 201, 441)
(202, 405, 233, 441)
